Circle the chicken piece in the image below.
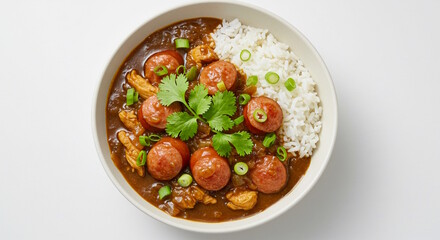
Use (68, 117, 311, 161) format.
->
(117, 131, 145, 176)
(126, 69, 158, 99)
(226, 189, 258, 211)
(193, 186, 217, 205)
(118, 110, 145, 136)
(160, 201, 181, 217)
(186, 45, 219, 70)
(172, 185, 217, 209)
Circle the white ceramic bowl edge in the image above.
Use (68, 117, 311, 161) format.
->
(92, 0, 337, 233)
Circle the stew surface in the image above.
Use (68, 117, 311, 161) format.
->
(106, 17, 310, 222)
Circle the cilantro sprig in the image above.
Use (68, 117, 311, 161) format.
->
(157, 74, 253, 157)
(212, 131, 253, 157)
(202, 91, 236, 132)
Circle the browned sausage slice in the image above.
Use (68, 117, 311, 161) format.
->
(250, 155, 287, 194)
(138, 107, 161, 133)
(190, 147, 231, 191)
(199, 61, 237, 95)
(141, 95, 181, 130)
(243, 96, 283, 134)
(156, 137, 190, 168)
(147, 142, 183, 180)
(144, 50, 184, 85)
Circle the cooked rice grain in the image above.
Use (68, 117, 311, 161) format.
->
(211, 19, 322, 157)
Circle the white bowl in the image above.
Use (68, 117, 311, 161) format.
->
(92, 0, 337, 233)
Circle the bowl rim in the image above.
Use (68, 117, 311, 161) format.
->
(92, 0, 338, 233)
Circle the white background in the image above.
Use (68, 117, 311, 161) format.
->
(1, 0, 439, 239)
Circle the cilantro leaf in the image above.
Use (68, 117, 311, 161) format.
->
(212, 133, 232, 157)
(165, 112, 198, 141)
(202, 91, 237, 131)
(204, 91, 237, 116)
(207, 115, 235, 131)
(157, 74, 188, 106)
(188, 84, 211, 115)
(157, 74, 252, 157)
(212, 131, 253, 157)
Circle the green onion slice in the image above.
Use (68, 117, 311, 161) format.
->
(233, 115, 244, 125)
(253, 109, 267, 123)
(126, 88, 135, 106)
(265, 71, 280, 84)
(175, 38, 189, 49)
(139, 134, 161, 147)
(217, 81, 226, 91)
(148, 134, 161, 142)
(246, 75, 258, 86)
(186, 66, 197, 81)
(276, 146, 287, 161)
(154, 65, 168, 76)
(263, 133, 276, 148)
(134, 91, 139, 103)
(239, 94, 251, 105)
(177, 174, 193, 187)
(176, 65, 186, 75)
(284, 78, 296, 91)
(139, 136, 151, 147)
(158, 185, 171, 200)
(136, 150, 147, 166)
(234, 162, 249, 175)
(240, 49, 251, 62)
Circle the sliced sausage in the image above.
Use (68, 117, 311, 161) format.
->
(140, 95, 181, 130)
(250, 155, 287, 194)
(243, 96, 283, 134)
(156, 137, 190, 168)
(144, 50, 184, 85)
(138, 108, 161, 132)
(190, 147, 231, 191)
(147, 141, 183, 180)
(199, 61, 237, 95)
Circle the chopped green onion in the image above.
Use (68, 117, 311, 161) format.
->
(246, 75, 258, 86)
(263, 133, 276, 148)
(136, 150, 147, 166)
(234, 162, 249, 175)
(126, 88, 135, 106)
(139, 134, 161, 147)
(265, 72, 280, 84)
(186, 66, 197, 81)
(176, 65, 186, 75)
(284, 78, 296, 91)
(177, 174, 193, 187)
(217, 81, 226, 91)
(240, 49, 251, 62)
(134, 91, 139, 103)
(253, 109, 267, 123)
(154, 65, 168, 76)
(233, 115, 244, 125)
(148, 134, 161, 142)
(239, 94, 251, 105)
(158, 185, 171, 200)
(276, 146, 287, 161)
(175, 38, 189, 49)
(139, 136, 151, 147)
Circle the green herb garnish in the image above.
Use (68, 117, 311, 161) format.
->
(157, 74, 253, 157)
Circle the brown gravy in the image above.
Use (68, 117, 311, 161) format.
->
(106, 17, 310, 222)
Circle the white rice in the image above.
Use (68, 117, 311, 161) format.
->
(211, 19, 322, 157)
